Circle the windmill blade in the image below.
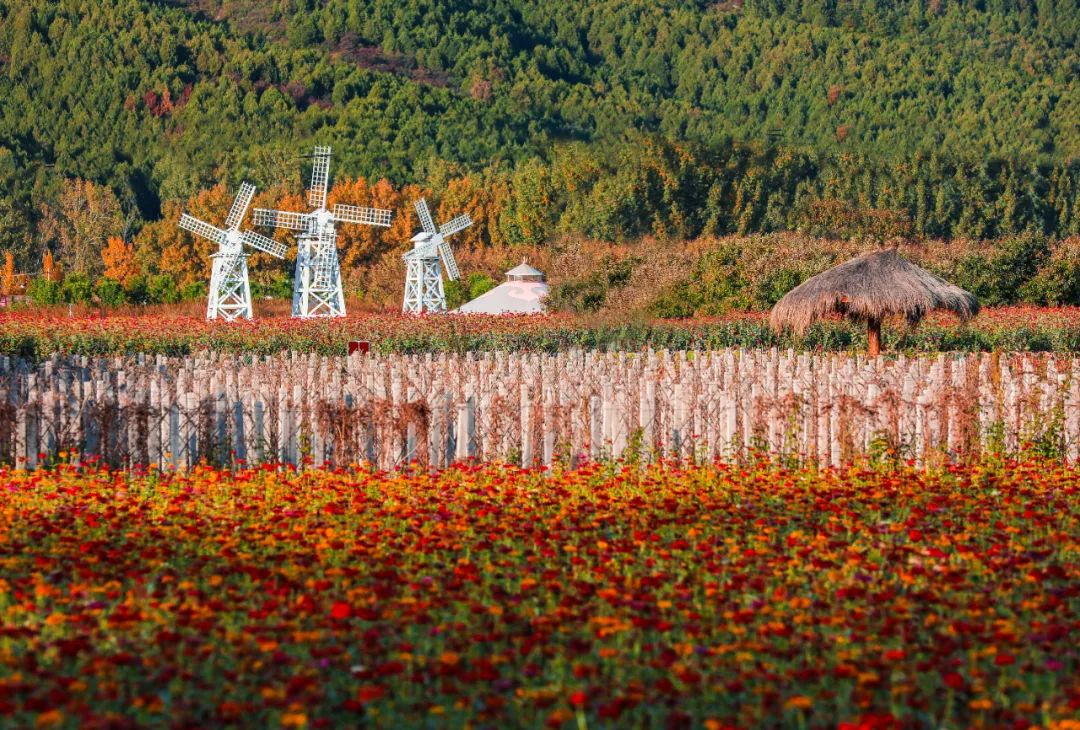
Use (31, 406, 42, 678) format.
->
(241, 230, 288, 259)
(224, 182, 257, 230)
(438, 213, 472, 238)
(253, 208, 311, 231)
(308, 146, 332, 209)
(332, 204, 392, 227)
(437, 241, 461, 281)
(414, 198, 437, 235)
(179, 214, 226, 245)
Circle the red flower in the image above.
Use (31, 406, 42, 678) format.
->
(355, 685, 386, 704)
(329, 601, 351, 620)
(569, 691, 587, 708)
(994, 653, 1015, 666)
(943, 672, 965, 689)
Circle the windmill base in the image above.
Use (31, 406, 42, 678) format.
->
(403, 257, 446, 314)
(292, 236, 346, 318)
(207, 253, 253, 321)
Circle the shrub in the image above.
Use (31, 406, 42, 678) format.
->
(466, 273, 497, 300)
(123, 275, 150, 304)
(653, 236, 859, 316)
(444, 280, 466, 309)
(1020, 236, 1080, 305)
(547, 257, 636, 313)
(94, 278, 127, 307)
(253, 274, 293, 300)
(649, 281, 700, 318)
(27, 278, 63, 306)
(147, 274, 180, 304)
(445, 274, 496, 310)
(180, 280, 208, 302)
(937, 232, 1051, 306)
(60, 273, 94, 304)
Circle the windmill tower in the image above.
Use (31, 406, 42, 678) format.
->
(403, 198, 472, 313)
(254, 146, 391, 318)
(178, 182, 288, 321)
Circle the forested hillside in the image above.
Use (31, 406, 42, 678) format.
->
(1, 0, 1078, 306)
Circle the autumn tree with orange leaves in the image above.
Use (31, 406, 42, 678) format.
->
(42, 250, 61, 282)
(438, 171, 508, 250)
(101, 236, 140, 287)
(1, 251, 13, 295)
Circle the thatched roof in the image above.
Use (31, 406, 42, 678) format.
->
(770, 249, 979, 334)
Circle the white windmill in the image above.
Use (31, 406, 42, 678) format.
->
(402, 198, 472, 313)
(178, 182, 288, 321)
(253, 146, 391, 318)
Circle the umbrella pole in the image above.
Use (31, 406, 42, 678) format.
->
(867, 317, 882, 357)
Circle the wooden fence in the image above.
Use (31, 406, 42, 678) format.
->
(0, 350, 1075, 469)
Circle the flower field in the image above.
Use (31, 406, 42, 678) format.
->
(4, 306, 1080, 359)
(1, 460, 1078, 728)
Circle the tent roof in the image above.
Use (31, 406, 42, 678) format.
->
(505, 261, 545, 280)
(456, 281, 549, 314)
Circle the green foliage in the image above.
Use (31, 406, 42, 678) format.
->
(0, 147, 35, 269)
(147, 274, 180, 304)
(443, 280, 465, 310)
(937, 232, 1052, 307)
(60, 273, 94, 305)
(649, 282, 699, 319)
(1, 0, 1078, 276)
(489, 139, 1080, 250)
(94, 277, 127, 307)
(651, 238, 845, 316)
(253, 274, 294, 300)
(26, 278, 62, 306)
(547, 257, 636, 313)
(645, 233, 1080, 317)
(464, 272, 496, 300)
(286, 13, 323, 48)
(123, 275, 150, 304)
(446, 272, 497, 309)
(180, 280, 207, 302)
(1018, 238, 1080, 306)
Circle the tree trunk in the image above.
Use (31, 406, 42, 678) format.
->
(867, 318, 882, 357)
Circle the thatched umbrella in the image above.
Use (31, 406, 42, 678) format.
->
(770, 248, 979, 356)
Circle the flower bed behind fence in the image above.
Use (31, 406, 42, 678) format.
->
(5, 307, 1080, 359)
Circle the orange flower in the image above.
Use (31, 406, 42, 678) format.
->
(784, 695, 813, 711)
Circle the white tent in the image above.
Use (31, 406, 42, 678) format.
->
(456, 261, 549, 314)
